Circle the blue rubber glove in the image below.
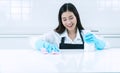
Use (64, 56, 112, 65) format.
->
(84, 33, 105, 50)
(84, 33, 95, 43)
(35, 40, 60, 53)
(94, 38, 105, 50)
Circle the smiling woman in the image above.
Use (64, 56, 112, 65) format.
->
(61, 11, 77, 40)
(30, 3, 107, 54)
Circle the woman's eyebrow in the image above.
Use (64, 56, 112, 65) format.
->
(62, 17, 66, 19)
(69, 15, 73, 18)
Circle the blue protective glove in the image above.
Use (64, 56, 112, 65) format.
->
(35, 40, 60, 53)
(84, 33, 105, 50)
(94, 39, 106, 50)
(84, 33, 95, 43)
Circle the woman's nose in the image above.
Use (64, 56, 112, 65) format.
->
(66, 20, 71, 24)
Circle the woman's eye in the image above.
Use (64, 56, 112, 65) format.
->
(69, 17, 73, 20)
(63, 19, 67, 21)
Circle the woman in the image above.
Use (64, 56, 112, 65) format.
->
(30, 3, 106, 54)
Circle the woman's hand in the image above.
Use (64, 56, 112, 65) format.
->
(35, 40, 60, 54)
(84, 33, 96, 43)
(84, 33, 105, 50)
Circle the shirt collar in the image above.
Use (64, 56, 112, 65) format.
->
(60, 28, 81, 41)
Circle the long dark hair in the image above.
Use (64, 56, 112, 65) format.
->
(55, 3, 84, 34)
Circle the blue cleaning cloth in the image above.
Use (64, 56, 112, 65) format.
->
(35, 40, 60, 53)
(84, 33, 105, 50)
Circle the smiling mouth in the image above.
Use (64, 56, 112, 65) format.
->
(67, 24, 73, 28)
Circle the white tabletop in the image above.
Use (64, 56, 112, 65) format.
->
(0, 48, 120, 73)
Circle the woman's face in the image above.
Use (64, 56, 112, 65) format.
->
(61, 11, 77, 32)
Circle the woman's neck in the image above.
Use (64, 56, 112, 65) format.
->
(67, 29, 77, 41)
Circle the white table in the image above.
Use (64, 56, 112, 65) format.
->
(0, 48, 120, 73)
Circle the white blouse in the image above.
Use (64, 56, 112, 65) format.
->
(30, 29, 108, 51)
